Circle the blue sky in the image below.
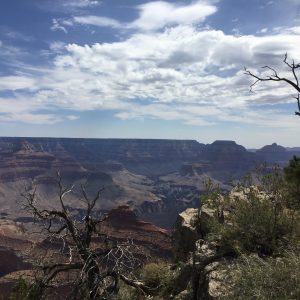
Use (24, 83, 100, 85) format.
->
(0, 0, 300, 147)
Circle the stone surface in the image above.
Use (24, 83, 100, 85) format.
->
(173, 208, 199, 262)
(0, 137, 297, 228)
(256, 142, 294, 164)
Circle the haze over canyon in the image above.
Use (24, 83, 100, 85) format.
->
(0, 137, 299, 228)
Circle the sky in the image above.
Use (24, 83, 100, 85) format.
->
(0, 0, 300, 148)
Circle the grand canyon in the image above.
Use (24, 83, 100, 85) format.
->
(0, 137, 299, 227)
(0, 137, 299, 298)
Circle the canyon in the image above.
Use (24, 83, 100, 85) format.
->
(0, 137, 299, 296)
(0, 137, 299, 228)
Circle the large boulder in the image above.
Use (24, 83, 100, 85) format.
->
(173, 206, 215, 262)
(173, 208, 199, 262)
(173, 205, 232, 299)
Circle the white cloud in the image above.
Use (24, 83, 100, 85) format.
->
(129, 1, 218, 31)
(259, 28, 268, 34)
(44, 26, 300, 128)
(39, 0, 101, 12)
(0, 42, 26, 65)
(62, 0, 101, 8)
(3, 22, 300, 128)
(285, 26, 300, 35)
(67, 115, 80, 120)
(0, 97, 62, 124)
(231, 28, 242, 36)
(60, 1, 217, 32)
(49, 41, 66, 52)
(0, 113, 62, 125)
(5, 30, 34, 42)
(51, 19, 68, 34)
(0, 76, 36, 91)
(73, 16, 123, 29)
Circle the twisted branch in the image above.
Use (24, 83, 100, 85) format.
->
(244, 53, 300, 116)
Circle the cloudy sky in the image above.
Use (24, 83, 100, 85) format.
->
(0, 0, 300, 147)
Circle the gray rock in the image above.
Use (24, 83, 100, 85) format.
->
(173, 208, 199, 262)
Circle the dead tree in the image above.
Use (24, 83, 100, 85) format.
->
(244, 53, 300, 116)
(20, 172, 151, 300)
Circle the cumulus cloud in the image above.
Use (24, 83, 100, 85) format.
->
(3, 21, 300, 127)
(59, 1, 217, 31)
(42, 27, 299, 127)
(49, 41, 66, 52)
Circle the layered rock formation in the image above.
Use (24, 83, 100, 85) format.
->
(99, 205, 172, 258)
(0, 137, 298, 228)
(256, 142, 293, 164)
(171, 207, 231, 299)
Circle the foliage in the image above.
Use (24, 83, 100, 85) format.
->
(221, 251, 300, 300)
(285, 156, 300, 183)
(203, 169, 300, 255)
(117, 262, 174, 300)
(9, 277, 45, 300)
(284, 156, 300, 209)
(140, 263, 173, 293)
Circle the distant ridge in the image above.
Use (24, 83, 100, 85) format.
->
(0, 136, 299, 228)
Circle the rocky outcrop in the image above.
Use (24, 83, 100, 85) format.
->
(256, 142, 291, 164)
(0, 137, 297, 227)
(173, 206, 216, 262)
(0, 221, 33, 278)
(172, 183, 282, 299)
(0, 137, 204, 168)
(173, 208, 199, 262)
(202, 140, 261, 181)
(180, 163, 210, 176)
(172, 206, 234, 299)
(99, 205, 172, 258)
(0, 247, 31, 277)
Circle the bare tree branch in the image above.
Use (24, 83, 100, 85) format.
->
(20, 173, 149, 299)
(244, 54, 300, 116)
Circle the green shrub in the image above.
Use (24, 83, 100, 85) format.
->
(284, 156, 300, 210)
(140, 263, 171, 289)
(117, 262, 174, 300)
(222, 251, 300, 300)
(222, 188, 294, 255)
(203, 171, 300, 255)
(9, 277, 45, 300)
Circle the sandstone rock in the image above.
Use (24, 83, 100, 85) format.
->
(97, 205, 172, 259)
(174, 289, 192, 300)
(198, 205, 215, 236)
(0, 247, 31, 277)
(173, 205, 217, 262)
(207, 262, 229, 299)
(173, 208, 199, 262)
